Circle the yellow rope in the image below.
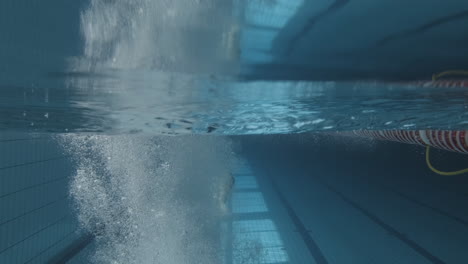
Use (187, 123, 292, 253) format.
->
(421, 70, 468, 175)
(425, 146, 468, 176)
(432, 70, 468, 81)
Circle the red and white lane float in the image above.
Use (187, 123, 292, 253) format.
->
(350, 130, 468, 154)
(408, 70, 468, 88)
(411, 80, 468, 88)
(347, 130, 468, 175)
(349, 71, 468, 175)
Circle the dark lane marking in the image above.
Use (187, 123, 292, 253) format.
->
(270, 180, 329, 264)
(0, 216, 69, 254)
(288, 0, 351, 54)
(376, 10, 468, 46)
(391, 189, 468, 228)
(0, 155, 71, 172)
(0, 137, 45, 143)
(0, 176, 67, 199)
(318, 179, 446, 264)
(24, 230, 75, 264)
(46, 234, 94, 264)
(0, 195, 68, 226)
(245, 23, 281, 32)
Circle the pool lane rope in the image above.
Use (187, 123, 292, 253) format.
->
(347, 130, 468, 176)
(426, 145, 468, 176)
(409, 69, 468, 87)
(351, 70, 468, 175)
(432, 70, 468, 81)
(424, 70, 468, 175)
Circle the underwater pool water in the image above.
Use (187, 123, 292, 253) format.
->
(2, 75, 468, 134)
(1, 0, 468, 263)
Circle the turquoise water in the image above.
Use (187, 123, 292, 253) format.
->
(2, 77, 468, 134)
(2, 0, 468, 263)
(1, 0, 468, 134)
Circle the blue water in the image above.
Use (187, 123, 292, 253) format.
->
(2, 0, 468, 263)
(2, 77, 468, 134)
(1, 0, 468, 134)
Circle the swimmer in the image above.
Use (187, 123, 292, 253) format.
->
(219, 173, 235, 213)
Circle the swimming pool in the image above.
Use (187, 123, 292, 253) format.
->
(1, 0, 468, 263)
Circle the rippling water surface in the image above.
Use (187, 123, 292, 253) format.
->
(2, 1, 468, 264)
(1, 73, 467, 134)
(2, 0, 466, 135)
